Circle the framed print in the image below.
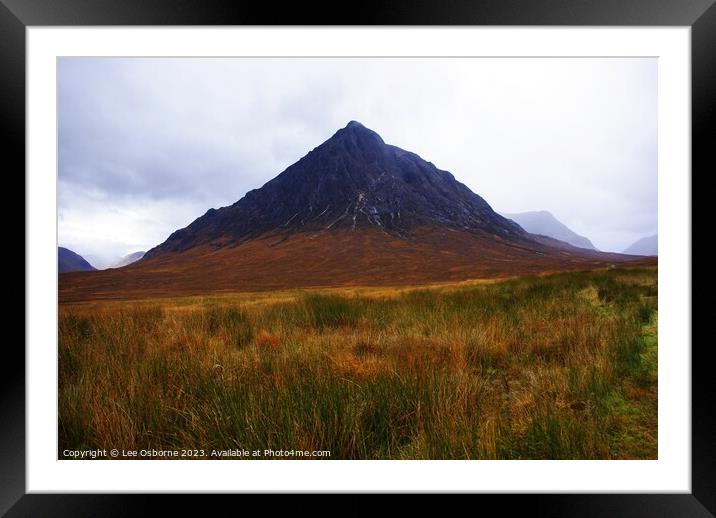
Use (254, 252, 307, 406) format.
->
(6, 0, 713, 514)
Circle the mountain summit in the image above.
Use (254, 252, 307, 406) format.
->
(146, 121, 523, 257)
(61, 122, 653, 302)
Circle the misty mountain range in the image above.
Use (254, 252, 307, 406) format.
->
(58, 248, 145, 273)
(111, 251, 146, 268)
(623, 234, 658, 256)
(501, 211, 597, 251)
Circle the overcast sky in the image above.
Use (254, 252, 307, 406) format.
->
(59, 57, 657, 267)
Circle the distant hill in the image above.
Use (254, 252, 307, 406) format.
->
(623, 235, 657, 256)
(111, 251, 145, 268)
(502, 211, 597, 250)
(58, 247, 96, 273)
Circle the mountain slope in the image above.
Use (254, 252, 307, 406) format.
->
(503, 211, 597, 250)
(623, 235, 657, 256)
(60, 121, 653, 302)
(61, 228, 652, 302)
(58, 247, 96, 273)
(111, 251, 145, 268)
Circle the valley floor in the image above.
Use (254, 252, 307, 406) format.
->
(59, 267, 657, 460)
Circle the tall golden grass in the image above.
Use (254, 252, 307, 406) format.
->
(59, 267, 657, 459)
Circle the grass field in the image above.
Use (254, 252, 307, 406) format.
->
(58, 267, 657, 459)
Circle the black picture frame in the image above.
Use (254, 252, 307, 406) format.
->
(5, 0, 712, 515)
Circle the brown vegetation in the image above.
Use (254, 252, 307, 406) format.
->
(59, 228, 655, 303)
(59, 267, 657, 459)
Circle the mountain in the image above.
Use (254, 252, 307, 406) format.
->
(623, 235, 657, 256)
(60, 121, 653, 302)
(58, 247, 96, 273)
(145, 121, 526, 256)
(502, 211, 597, 250)
(111, 251, 145, 268)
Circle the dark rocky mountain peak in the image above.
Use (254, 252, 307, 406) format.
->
(146, 121, 525, 257)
